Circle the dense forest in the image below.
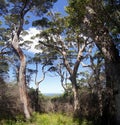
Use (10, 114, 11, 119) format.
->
(0, 0, 120, 125)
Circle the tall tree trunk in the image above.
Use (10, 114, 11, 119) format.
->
(11, 30, 31, 119)
(70, 76, 79, 113)
(72, 84, 79, 112)
(94, 30, 120, 124)
(18, 50, 31, 119)
(85, 12, 120, 124)
(34, 62, 39, 112)
(105, 61, 120, 125)
(35, 85, 39, 112)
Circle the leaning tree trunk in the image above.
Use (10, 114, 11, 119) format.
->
(11, 31, 31, 119)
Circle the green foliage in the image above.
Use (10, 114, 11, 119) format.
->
(32, 17, 49, 27)
(66, 0, 120, 36)
(0, 21, 2, 26)
(0, 61, 9, 74)
(32, 113, 79, 125)
(0, 113, 94, 125)
(79, 118, 93, 125)
(0, 0, 8, 15)
(65, 0, 89, 27)
(0, 113, 81, 125)
(5, 14, 20, 25)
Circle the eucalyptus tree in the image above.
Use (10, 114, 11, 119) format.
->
(33, 12, 93, 112)
(0, 1, 11, 81)
(27, 53, 49, 112)
(66, 0, 120, 124)
(0, 31, 9, 79)
(1, 0, 57, 119)
(81, 49, 105, 118)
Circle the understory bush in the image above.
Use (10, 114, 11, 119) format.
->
(31, 112, 79, 125)
(0, 112, 93, 125)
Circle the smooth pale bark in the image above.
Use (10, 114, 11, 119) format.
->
(62, 42, 86, 112)
(70, 76, 79, 112)
(39, 40, 81, 111)
(62, 50, 79, 112)
(11, 31, 31, 119)
(34, 62, 46, 112)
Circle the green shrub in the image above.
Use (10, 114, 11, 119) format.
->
(31, 112, 79, 125)
(0, 113, 93, 125)
(79, 118, 93, 125)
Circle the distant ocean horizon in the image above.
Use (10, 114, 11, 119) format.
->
(42, 93, 63, 97)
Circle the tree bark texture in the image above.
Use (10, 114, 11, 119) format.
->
(94, 30, 120, 125)
(35, 85, 39, 112)
(62, 51, 79, 112)
(70, 77, 79, 112)
(11, 31, 31, 119)
(83, 3, 120, 123)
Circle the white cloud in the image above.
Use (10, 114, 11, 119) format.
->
(20, 27, 42, 53)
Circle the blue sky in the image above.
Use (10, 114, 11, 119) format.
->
(35, 0, 67, 94)
(28, 0, 68, 94)
(1, 0, 68, 94)
(2, 0, 96, 94)
(53, 0, 68, 15)
(24, 0, 68, 30)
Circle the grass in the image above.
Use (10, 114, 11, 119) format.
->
(0, 113, 93, 125)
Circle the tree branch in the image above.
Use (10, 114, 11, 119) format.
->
(39, 40, 62, 52)
(73, 37, 89, 76)
(37, 65, 47, 85)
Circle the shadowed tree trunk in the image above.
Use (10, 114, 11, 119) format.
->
(94, 32, 120, 124)
(82, 3, 120, 124)
(66, 0, 120, 123)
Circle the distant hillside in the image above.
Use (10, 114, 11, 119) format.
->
(43, 93, 63, 97)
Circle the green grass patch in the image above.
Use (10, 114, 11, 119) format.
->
(0, 112, 93, 125)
